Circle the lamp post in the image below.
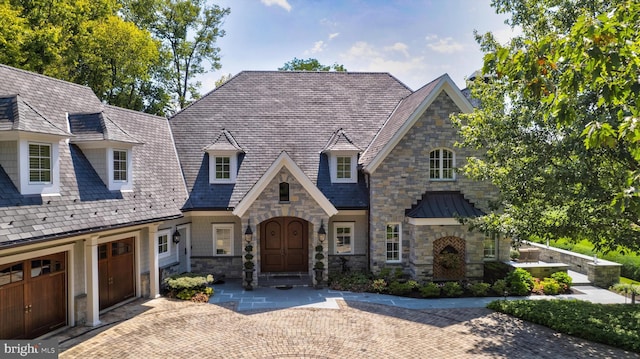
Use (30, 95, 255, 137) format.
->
(243, 222, 254, 290)
(314, 220, 326, 288)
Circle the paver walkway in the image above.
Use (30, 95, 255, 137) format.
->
(55, 282, 638, 359)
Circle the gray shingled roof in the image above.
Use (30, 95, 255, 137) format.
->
(360, 75, 444, 167)
(405, 191, 485, 218)
(0, 94, 70, 136)
(322, 129, 361, 152)
(0, 64, 186, 247)
(68, 112, 142, 144)
(171, 71, 412, 210)
(203, 129, 244, 152)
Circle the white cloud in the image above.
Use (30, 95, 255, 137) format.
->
(384, 42, 410, 58)
(489, 26, 522, 45)
(305, 40, 326, 55)
(260, 0, 291, 12)
(343, 41, 379, 60)
(426, 36, 464, 54)
(329, 32, 340, 40)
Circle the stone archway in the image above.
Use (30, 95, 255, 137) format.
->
(433, 236, 465, 280)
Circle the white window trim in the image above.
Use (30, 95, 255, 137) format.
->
(18, 139, 60, 195)
(157, 229, 171, 260)
(329, 152, 357, 183)
(483, 233, 498, 261)
(333, 222, 355, 254)
(385, 223, 402, 263)
(429, 148, 456, 181)
(212, 223, 234, 256)
(208, 151, 238, 184)
(108, 148, 133, 191)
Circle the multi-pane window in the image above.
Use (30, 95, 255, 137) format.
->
(386, 223, 401, 262)
(213, 224, 234, 255)
(215, 156, 231, 180)
(336, 156, 352, 179)
(429, 149, 454, 180)
(484, 233, 497, 260)
(158, 233, 169, 258)
(28, 143, 51, 183)
(113, 150, 127, 181)
(334, 223, 354, 254)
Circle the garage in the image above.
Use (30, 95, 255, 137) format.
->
(98, 237, 135, 310)
(0, 252, 67, 339)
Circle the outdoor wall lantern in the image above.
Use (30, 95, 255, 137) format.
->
(172, 229, 181, 244)
(318, 220, 326, 243)
(244, 221, 253, 243)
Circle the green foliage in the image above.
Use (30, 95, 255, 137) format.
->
(487, 299, 640, 352)
(315, 253, 325, 260)
(483, 262, 511, 283)
(164, 273, 214, 300)
(419, 282, 441, 298)
(505, 268, 534, 296)
(313, 261, 324, 270)
(540, 278, 561, 295)
(243, 261, 254, 269)
(550, 271, 572, 291)
(491, 279, 508, 296)
(611, 283, 640, 297)
(454, 0, 640, 253)
(278, 57, 347, 72)
(441, 282, 464, 297)
(468, 282, 491, 297)
(387, 281, 415, 296)
(371, 279, 387, 293)
(328, 272, 372, 292)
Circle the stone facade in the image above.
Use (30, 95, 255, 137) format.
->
(369, 91, 499, 280)
(191, 256, 243, 279)
(328, 254, 368, 274)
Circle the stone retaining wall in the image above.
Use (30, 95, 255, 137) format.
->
(523, 242, 621, 288)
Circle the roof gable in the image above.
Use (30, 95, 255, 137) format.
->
(322, 128, 361, 152)
(203, 129, 244, 152)
(361, 74, 473, 173)
(69, 112, 142, 145)
(232, 151, 338, 218)
(0, 94, 70, 137)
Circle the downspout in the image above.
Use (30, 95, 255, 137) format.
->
(366, 172, 371, 273)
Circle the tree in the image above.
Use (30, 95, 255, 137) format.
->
(278, 57, 347, 71)
(121, 0, 230, 110)
(453, 0, 640, 252)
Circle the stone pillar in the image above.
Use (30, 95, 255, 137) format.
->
(85, 235, 100, 326)
(148, 224, 160, 298)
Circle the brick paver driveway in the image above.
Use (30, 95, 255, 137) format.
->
(60, 298, 637, 359)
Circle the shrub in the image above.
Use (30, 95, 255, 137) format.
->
(468, 282, 491, 297)
(419, 282, 441, 298)
(442, 282, 464, 297)
(329, 272, 373, 292)
(550, 271, 572, 292)
(506, 268, 534, 296)
(371, 278, 387, 293)
(532, 278, 545, 295)
(483, 262, 511, 283)
(620, 263, 640, 282)
(492, 279, 508, 296)
(510, 249, 520, 260)
(540, 278, 561, 295)
(388, 281, 413, 296)
(164, 274, 214, 301)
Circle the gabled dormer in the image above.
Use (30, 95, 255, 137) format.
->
(322, 129, 361, 184)
(0, 94, 71, 196)
(68, 112, 142, 192)
(203, 129, 244, 184)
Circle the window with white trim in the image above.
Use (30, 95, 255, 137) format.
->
(113, 149, 127, 182)
(28, 143, 51, 183)
(329, 153, 357, 183)
(336, 156, 352, 179)
(157, 231, 171, 259)
(429, 148, 455, 180)
(386, 223, 401, 262)
(483, 233, 497, 260)
(334, 222, 354, 254)
(213, 224, 234, 255)
(208, 152, 238, 184)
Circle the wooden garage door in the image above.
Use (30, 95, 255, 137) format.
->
(99, 237, 135, 310)
(0, 253, 67, 339)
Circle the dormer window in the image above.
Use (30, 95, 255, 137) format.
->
(113, 149, 128, 181)
(28, 143, 51, 183)
(209, 153, 238, 184)
(336, 156, 352, 180)
(330, 153, 357, 183)
(108, 148, 133, 191)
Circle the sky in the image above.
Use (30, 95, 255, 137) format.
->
(201, 0, 519, 92)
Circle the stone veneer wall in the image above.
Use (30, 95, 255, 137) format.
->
(191, 256, 243, 279)
(524, 242, 621, 288)
(369, 91, 498, 278)
(240, 168, 329, 286)
(328, 254, 367, 274)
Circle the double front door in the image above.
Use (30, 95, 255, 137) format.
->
(98, 237, 135, 310)
(260, 217, 308, 272)
(0, 253, 67, 339)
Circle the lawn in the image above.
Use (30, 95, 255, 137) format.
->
(488, 299, 640, 353)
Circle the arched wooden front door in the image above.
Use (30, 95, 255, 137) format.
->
(260, 217, 308, 272)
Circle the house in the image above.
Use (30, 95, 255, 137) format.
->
(0, 64, 188, 339)
(169, 71, 510, 286)
(0, 65, 509, 339)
